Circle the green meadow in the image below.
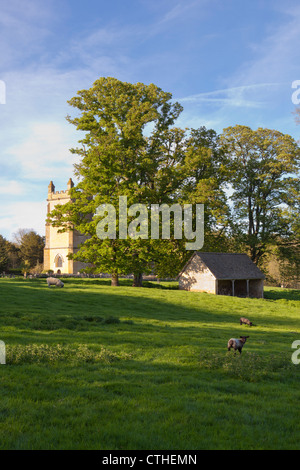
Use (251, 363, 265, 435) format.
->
(0, 277, 299, 450)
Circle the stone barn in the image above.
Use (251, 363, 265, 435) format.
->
(178, 252, 265, 298)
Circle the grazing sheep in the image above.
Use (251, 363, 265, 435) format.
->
(240, 317, 253, 326)
(47, 277, 64, 288)
(227, 336, 249, 355)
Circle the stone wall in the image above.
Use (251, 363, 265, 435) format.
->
(178, 256, 216, 293)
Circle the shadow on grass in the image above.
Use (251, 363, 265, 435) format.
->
(14, 277, 178, 290)
(0, 355, 298, 450)
(264, 288, 300, 302)
(0, 279, 250, 324)
(0, 279, 299, 339)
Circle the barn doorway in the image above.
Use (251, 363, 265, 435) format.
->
(217, 280, 232, 296)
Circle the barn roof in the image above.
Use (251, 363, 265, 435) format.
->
(179, 252, 265, 280)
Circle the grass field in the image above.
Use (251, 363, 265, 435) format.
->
(0, 277, 299, 450)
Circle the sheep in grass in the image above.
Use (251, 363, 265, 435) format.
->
(47, 277, 64, 288)
(227, 336, 249, 355)
(240, 317, 253, 327)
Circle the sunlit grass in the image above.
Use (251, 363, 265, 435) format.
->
(0, 278, 299, 449)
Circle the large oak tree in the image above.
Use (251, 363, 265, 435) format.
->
(48, 77, 230, 284)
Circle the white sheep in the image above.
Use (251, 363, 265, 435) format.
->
(227, 336, 249, 355)
(47, 277, 64, 288)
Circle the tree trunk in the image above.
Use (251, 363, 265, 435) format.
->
(132, 272, 143, 287)
(111, 272, 119, 286)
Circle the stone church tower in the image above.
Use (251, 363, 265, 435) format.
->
(43, 179, 88, 274)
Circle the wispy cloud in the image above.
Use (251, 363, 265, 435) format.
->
(145, 0, 211, 37)
(175, 4, 300, 132)
(0, 201, 46, 239)
(0, 1, 56, 69)
(1, 0, 299, 241)
(225, 4, 300, 87)
(0, 180, 27, 196)
(6, 122, 79, 181)
(158, 0, 204, 25)
(178, 83, 283, 108)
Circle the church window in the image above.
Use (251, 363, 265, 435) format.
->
(54, 254, 63, 268)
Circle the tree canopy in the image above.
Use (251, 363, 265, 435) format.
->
(48, 77, 230, 285)
(220, 125, 300, 264)
(13, 229, 45, 271)
(0, 235, 9, 272)
(47, 78, 300, 285)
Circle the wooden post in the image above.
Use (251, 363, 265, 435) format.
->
(246, 279, 250, 297)
(231, 280, 235, 297)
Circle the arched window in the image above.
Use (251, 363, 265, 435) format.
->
(54, 254, 63, 268)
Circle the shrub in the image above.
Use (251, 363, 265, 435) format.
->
(6, 344, 132, 365)
(102, 316, 120, 324)
(198, 350, 295, 382)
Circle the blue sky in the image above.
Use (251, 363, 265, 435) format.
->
(0, 0, 300, 240)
